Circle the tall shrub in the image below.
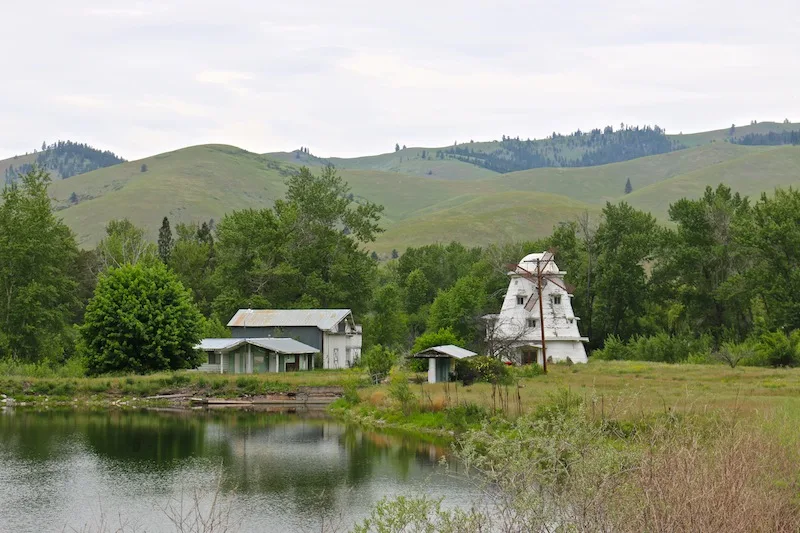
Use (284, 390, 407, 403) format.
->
(81, 263, 203, 374)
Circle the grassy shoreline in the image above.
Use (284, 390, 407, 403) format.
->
(5, 360, 800, 432)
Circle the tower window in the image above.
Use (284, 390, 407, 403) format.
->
(553, 295, 562, 305)
(527, 318, 537, 328)
(516, 296, 525, 306)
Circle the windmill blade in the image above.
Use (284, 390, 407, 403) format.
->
(523, 278, 548, 311)
(524, 293, 539, 312)
(542, 273, 567, 291)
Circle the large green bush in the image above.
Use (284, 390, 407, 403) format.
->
(593, 333, 711, 363)
(81, 263, 203, 374)
(755, 331, 800, 367)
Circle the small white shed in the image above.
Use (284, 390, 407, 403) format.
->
(412, 345, 477, 383)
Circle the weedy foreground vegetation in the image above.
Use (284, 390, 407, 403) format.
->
(344, 361, 800, 533)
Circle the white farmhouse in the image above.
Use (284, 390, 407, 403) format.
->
(227, 309, 362, 369)
(485, 252, 588, 364)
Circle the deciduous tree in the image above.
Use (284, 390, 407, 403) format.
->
(81, 262, 203, 374)
(0, 168, 79, 361)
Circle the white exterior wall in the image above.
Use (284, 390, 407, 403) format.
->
(322, 333, 348, 369)
(321, 325, 363, 369)
(493, 253, 588, 364)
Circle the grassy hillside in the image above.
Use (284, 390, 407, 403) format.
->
(0, 153, 38, 182)
(47, 141, 800, 252)
(373, 191, 599, 253)
(494, 143, 777, 204)
(268, 122, 800, 181)
(626, 145, 800, 218)
(267, 147, 499, 180)
(50, 145, 295, 246)
(33, 121, 800, 253)
(671, 121, 800, 147)
(48, 144, 592, 251)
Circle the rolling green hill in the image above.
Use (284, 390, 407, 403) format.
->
(6, 121, 796, 254)
(267, 147, 500, 180)
(0, 153, 37, 183)
(670, 121, 800, 147)
(494, 143, 779, 204)
(625, 145, 800, 218)
(375, 191, 602, 252)
(49, 144, 585, 250)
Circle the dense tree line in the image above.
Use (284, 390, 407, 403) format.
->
(4, 140, 125, 182)
(435, 125, 684, 173)
(732, 130, 800, 146)
(6, 164, 800, 373)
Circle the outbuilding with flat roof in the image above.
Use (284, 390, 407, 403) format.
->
(411, 345, 477, 383)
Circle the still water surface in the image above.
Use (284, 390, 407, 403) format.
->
(0, 407, 476, 532)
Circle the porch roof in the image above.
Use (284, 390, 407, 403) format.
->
(196, 338, 247, 353)
(247, 337, 320, 355)
(196, 337, 319, 355)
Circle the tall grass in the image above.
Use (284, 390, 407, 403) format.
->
(0, 357, 87, 378)
(355, 391, 800, 532)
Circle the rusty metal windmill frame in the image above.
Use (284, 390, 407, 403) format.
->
(508, 251, 568, 374)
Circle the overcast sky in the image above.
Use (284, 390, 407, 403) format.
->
(2, 1, 798, 160)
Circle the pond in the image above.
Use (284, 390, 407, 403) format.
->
(0, 407, 477, 532)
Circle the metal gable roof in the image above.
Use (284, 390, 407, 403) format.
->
(412, 345, 477, 359)
(227, 309, 352, 330)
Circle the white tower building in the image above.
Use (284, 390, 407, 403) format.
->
(486, 252, 588, 364)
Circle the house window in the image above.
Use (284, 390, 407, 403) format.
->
(553, 295, 562, 305)
(208, 352, 218, 365)
(516, 296, 525, 306)
(527, 318, 537, 328)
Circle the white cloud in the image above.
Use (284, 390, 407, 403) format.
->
(84, 8, 150, 17)
(0, 0, 798, 160)
(135, 98, 212, 118)
(53, 94, 113, 110)
(195, 71, 255, 85)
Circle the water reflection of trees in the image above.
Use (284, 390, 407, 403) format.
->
(2, 408, 454, 516)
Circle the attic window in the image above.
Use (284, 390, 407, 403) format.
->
(553, 295, 562, 305)
(516, 296, 525, 306)
(527, 318, 537, 328)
